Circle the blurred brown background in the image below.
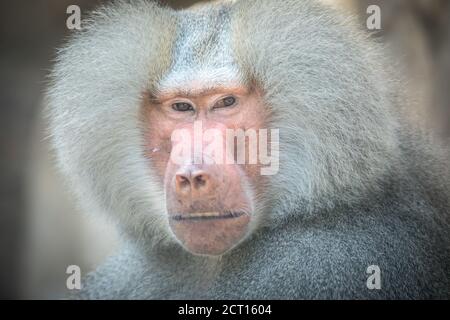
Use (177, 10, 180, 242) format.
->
(0, 0, 449, 299)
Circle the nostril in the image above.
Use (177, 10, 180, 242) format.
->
(176, 175, 191, 190)
(175, 168, 213, 194)
(195, 175, 206, 187)
(193, 173, 210, 189)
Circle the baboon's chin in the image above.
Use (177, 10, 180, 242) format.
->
(168, 212, 251, 256)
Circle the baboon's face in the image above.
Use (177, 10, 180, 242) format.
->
(143, 84, 268, 255)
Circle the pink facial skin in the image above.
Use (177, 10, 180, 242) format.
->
(142, 85, 268, 255)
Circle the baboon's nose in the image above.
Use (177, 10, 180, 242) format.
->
(175, 166, 216, 197)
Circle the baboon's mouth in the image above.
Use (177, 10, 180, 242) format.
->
(170, 211, 246, 221)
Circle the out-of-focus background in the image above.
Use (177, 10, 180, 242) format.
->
(0, 0, 449, 299)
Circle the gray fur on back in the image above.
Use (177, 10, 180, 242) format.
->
(47, 0, 450, 299)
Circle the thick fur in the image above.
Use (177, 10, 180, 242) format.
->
(47, 0, 450, 299)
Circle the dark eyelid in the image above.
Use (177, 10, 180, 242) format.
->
(214, 96, 237, 109)
(172, 102, 194, 112)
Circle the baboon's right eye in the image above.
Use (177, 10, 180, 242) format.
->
(172, 102, 194, 112)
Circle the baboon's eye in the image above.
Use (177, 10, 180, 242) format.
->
(172, 102, 194, 112)
(214, 96, 237, 109)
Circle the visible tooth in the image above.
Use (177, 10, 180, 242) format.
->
(188, 212, 220, 218)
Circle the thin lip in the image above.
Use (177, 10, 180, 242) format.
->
(170, 211, 246, 221)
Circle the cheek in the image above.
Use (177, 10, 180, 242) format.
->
(225, 98, 271, 185)
(142, 107, 175, 180)
(239, 94, 269, 130)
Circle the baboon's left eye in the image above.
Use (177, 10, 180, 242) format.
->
(214, 96, 236, 109)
